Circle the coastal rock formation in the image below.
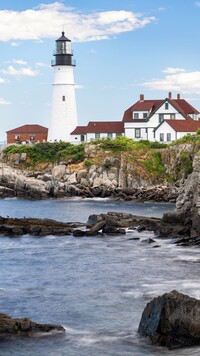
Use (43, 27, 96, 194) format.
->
(163, 155, 200, 240)
(0, 312, 65, 340)
(0, 163, 177, 201)
(0, 216, 83, 236)
(138, 290, 200, 349)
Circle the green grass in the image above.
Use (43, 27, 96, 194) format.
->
(3, 142, 85, 165)
(93, 136, 167, 152)
(141, 151, 166, 178)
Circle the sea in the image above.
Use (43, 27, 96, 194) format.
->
(0, 197, 200, 356)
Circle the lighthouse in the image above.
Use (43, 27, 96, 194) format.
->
(48, 32, 78, 142)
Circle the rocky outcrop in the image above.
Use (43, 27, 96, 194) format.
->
(87, 212, 191, 240)
(138, 290, 200, 349)
(0, 164, 177, 201)
(0, 216, 83, 236)
(163, 155, 200, 240)
(0, 312, 65, 340)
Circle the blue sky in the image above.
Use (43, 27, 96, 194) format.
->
(0, 0, 200, 141)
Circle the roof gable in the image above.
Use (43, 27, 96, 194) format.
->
(156, 119, 200, 132)
(123, 95, 199, 122)
(71, 121, 124, 135)
(6, 124, 48, 134)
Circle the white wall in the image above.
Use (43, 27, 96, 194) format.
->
(48, 65, 78, 142)
(155, 122, 176, 143)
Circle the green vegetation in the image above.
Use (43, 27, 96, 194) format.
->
(3, 142, 85, 166)
(171, 131, 200, 145)
(84, 159, 93, 168)
(93, 136, 167, 152)
(175, 150, 193, 177)
(140, 151, 166, 178)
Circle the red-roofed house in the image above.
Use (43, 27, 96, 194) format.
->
(71, 121, 124, 143)
(155, 119, 200, 143)
(70, 92, 200, 144)
(123, 92, 200, 142)
(6, 124, 48, 144)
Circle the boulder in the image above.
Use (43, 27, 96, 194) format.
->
(138, 290, 200, 349)
(0, 312, 65, 340)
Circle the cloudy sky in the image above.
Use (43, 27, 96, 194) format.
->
(0, 0, 200, 141)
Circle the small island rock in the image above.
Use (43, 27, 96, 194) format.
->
(0, 313, 65, 340)
(138, 290, 200, 349)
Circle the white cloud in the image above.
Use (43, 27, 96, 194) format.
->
(195, 2, 200, 7)
(162, 67, 185, 74)
(0, 98, 10, 105)
(143, 68, 200, 94)
(0, 77, 5, 83)
(0, 65, 39, 77)
(13, 59, 27, 65)
(0, 2, 156, 42)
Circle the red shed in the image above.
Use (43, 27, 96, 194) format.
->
(6, 124, 48, 144)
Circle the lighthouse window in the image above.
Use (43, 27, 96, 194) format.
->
(62, 96, 65, 101)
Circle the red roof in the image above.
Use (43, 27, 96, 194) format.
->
(123, 100, 162, 122)
(123, 96, 199, 122)
(7, 124, 48, 134)
(163, 119, 200, 132)
(70, 126, 88, 135)
(71, 121, 124, 135)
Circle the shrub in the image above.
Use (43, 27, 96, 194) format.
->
(84, 160, 93, 168)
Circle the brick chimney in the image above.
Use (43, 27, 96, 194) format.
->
(140, 94, 144, 101)
(177, 93, 180, 100)
(168, 92, 172, 99)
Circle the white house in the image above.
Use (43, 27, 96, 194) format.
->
(155, 119, 200, 143)
(70, 92, 200, 143)
(123, 92, 200, 142)
(71, 121, 124, 143)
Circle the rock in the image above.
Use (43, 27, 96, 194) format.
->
(52, 165, 66, 180)
(73, 229, 86, 237)
(138, 290, 200, 349)
(0, 312, 65, 340)
(86, 220, 106, 236)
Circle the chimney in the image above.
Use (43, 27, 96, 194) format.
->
(177, 93, 180, 100)
(140, 94, 144, 101)
(168, 92, 172, 99)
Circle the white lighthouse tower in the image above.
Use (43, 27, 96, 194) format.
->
(48, 32, 78, 142)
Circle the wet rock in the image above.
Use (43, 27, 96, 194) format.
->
(138, 290, 200, 349)
(0, 312, 65, 340)
(86, 220, 106, 236)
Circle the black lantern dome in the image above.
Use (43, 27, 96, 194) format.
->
(52, 32, 75, 66)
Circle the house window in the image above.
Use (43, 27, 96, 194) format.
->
(143, 113, 148, 118)
(167, 133, 171, 142)
(30, 135, 35, 141)
(170, 114, 175, 119)
(165, 102, 169, 110)
(95, 133, 100, 139)
(116, 133, 122, 136)
(107, 133, 113, 139)
(135, 128, 141, 138)
(15, 135, 20, 140)
(133, 113, 139, 119)
(159, 114, 164, 123)
(160, 133, 164, 142)
(80, 135, 85, 142)
(62, 96, 65, 101)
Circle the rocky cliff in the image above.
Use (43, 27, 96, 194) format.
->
(163, 154, 200, 239)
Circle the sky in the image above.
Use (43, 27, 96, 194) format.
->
(0, 0, 200, 141)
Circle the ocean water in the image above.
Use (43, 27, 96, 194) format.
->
(0, 198, 200, 356)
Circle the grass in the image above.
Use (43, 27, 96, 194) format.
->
(3, 142, 85, 166)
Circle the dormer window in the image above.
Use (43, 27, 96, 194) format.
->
(165, 102, 169, 110)
(133, 113, 139, 119)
